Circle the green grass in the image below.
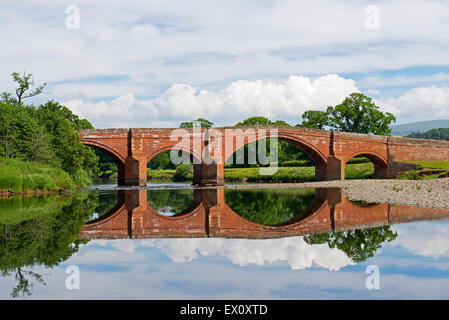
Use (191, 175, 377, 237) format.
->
(148, 163, 374, 183)
(0, 157, 74, 193)
(396, 160, 449, 180)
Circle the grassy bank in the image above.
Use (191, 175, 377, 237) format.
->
(147, 163, 375, 183)
(0, 158, 74, 194)
(396, 161, 449, 180)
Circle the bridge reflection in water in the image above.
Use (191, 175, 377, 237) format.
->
(80, 188, 449, 240)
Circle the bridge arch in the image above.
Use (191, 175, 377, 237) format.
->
(344, 150, 388, 179)
(224, 130, 328, 181)
(80, 140, 126, 164)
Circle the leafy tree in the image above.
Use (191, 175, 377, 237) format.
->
(11, 71, 46, 105)
(298, 110, 329, 129)
(235, 116, 273, 126)
(36, 100, 99, 182)
(304, 226, 398, 263)
(326, 93, 396, 135)
(148, 151, 174, 170)
(179, 118, 214, 128)
(299, 93, 396, 136)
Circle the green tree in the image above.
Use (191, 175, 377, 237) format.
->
(326, 92, 396, 135)
(299, 93, 396, 136)
(235, 116, 273, 126)
(304, 226, 398, 263)
(179, 118, 214, 128)
(11, 71, 46, 105)
(36, 100, 99, 183)
(298, 110, 329, 129)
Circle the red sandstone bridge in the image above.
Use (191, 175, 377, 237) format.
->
(78, 126, 449, 186)
(79, 188, 449, 239)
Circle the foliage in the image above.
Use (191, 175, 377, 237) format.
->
(299, 93, 396, 136)
(173, 164, 193, 180)
(279, 160, 313, 167)
(148, 150, 175, 170)
(304, 226, 398, 263)
(0, 72, 98, 186)
(298, 110, 329, 129)
(11, 71, 46, 105)
(224, 188, 316, 226)
(179, 118, 214, 128)
(406, 128, 449, 141)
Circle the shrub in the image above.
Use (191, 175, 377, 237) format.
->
(279, 160, 313, 167)
(173, 164, 193, 180)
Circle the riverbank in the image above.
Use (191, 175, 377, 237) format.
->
(219, 178, 449, 209)
(0, 158, 74, 195)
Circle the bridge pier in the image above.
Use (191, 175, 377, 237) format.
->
(326, 156, 344, 180)
(192, 162, 224, 186)
(121, 156, 147, 187)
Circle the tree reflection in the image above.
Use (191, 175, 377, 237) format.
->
(304, 226, 398, 263)
(224, 188, 316, 226)
(0, 191, 96, 297)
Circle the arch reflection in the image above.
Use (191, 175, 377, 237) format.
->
(80, 188, 449, 240)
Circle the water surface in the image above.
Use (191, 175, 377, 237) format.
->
(1, 183, 449, 299)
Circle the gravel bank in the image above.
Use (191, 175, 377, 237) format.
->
(221, 178, 449, 209)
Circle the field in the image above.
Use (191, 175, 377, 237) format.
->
(148, 163, 375, 182)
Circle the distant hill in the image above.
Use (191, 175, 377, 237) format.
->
(390, 120, 449, 136)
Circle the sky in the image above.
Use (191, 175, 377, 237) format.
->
(1, 0, 449, 127)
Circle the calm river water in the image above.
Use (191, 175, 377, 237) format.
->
(1, 182, 449, 299)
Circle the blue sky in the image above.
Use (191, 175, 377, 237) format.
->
(1, 0, 449, 127)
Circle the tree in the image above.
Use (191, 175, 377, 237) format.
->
(298, 110, 329, 129)
(298, 93, 396, 136)
(326, 92, 396, 135)
(179, 118, 214, 128)
(304, 226, 398, 263)
(11, 71, 46, 104)
(235, 116, 272, 126)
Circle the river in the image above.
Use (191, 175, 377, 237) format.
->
(1, 181, 449, 299)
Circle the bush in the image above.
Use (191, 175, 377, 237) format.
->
(279, 160, 313, 167)
(173, 164, 193, 180)
(347, 156, 371, 164)
(72, 169, 92, 187)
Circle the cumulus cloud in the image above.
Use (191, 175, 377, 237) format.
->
(89, 237, 355, 271)
(377, 86, 449, 123)
(63, 74, 358, 127)
(392, 222, 449, 259)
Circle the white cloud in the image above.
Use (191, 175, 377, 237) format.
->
(89, 237, 355, 271)
(377, 86, 449, 123)
(392, 221, 449, 259)
(63, 74, 358, 127)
